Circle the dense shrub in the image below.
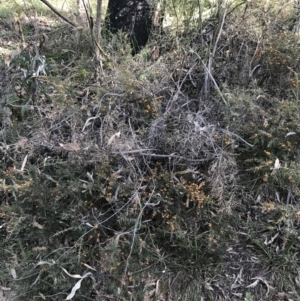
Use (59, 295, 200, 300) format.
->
(2, 1, 300, 300)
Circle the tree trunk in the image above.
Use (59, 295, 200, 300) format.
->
(105, 0, 153, 54)
(77, 0, 86, 25)
(94, 0, 103, 81)
(95, 0, 102, 42)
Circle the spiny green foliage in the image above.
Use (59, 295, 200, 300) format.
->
(0, 150, 220, 299)
(224, 87, 300, 200)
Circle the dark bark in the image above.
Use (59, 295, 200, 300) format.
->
(105, 0, 152, 54)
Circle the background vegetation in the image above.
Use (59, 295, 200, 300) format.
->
(1, 0, 300, 300)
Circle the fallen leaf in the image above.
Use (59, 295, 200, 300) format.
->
(33, 221, 44, 229)
(285, 132, 296, 137)
(274, 158, 281, 169)
(59, 143, 81, 151)
(107, 131, 121, 146)
(10, 268, 17, 279)
(66, 278, 84, 300)
(246, 279, 259, 288)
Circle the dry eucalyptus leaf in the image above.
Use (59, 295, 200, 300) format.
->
(59, 143, 81, 152)
(107, 131, 121, 146)
(61, 268, 92, 300)
(33, 221, 44, 230)
(274, 158, 281, 169)
(10, 268, 17, 279)
(285, 132, 296, 137)
(66, 278, 84, 300)
(82, 263, 96, 271)
(246, 279, 259, 288)
(0, 286, 11, 291)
